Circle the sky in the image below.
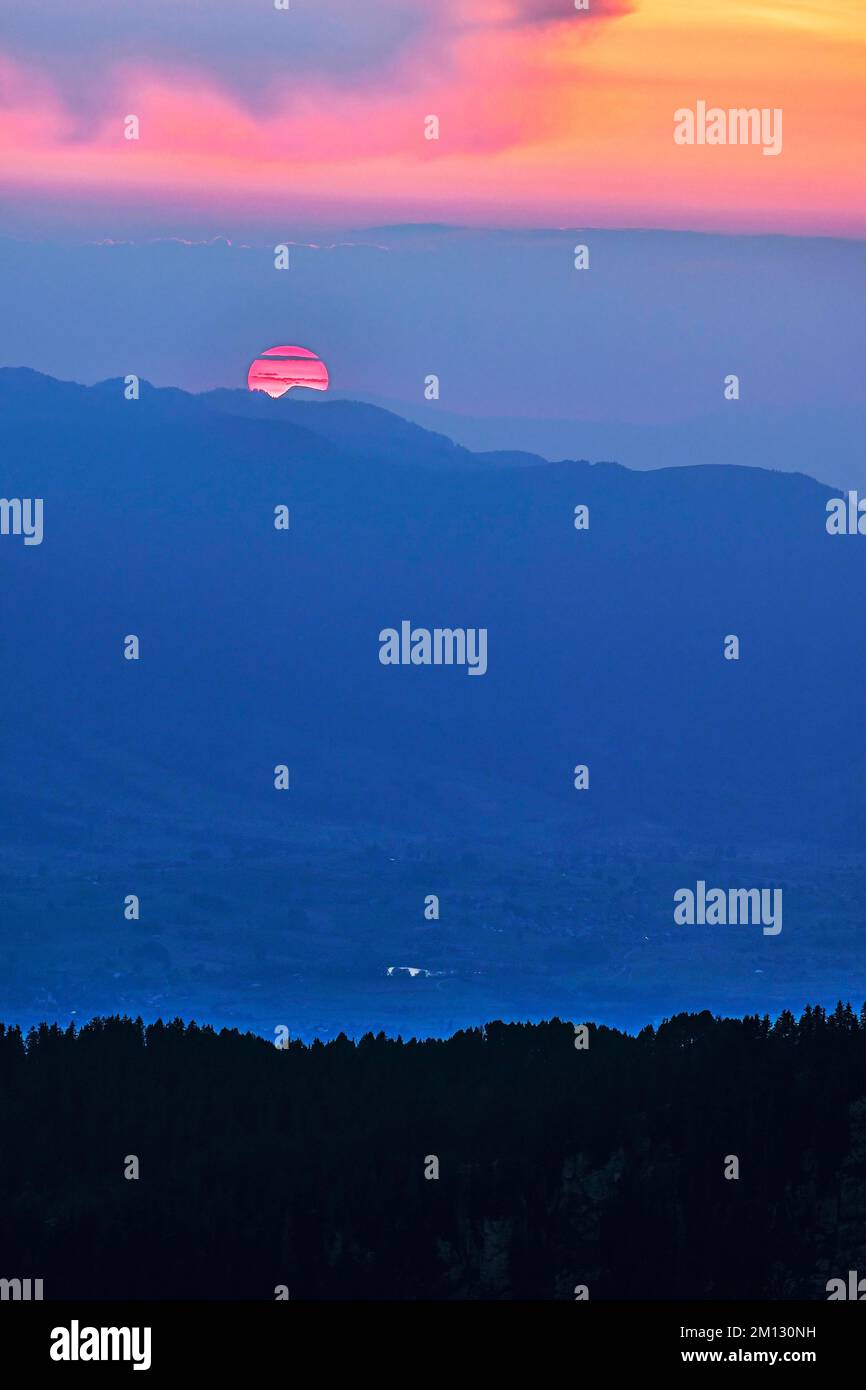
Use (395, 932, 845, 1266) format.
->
(0, 0, 864, 238)
(0, 0, 863, 467)
(0, 225, 863, 488)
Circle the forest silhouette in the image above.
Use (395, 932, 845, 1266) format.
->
(2, 1006, 865, 1300)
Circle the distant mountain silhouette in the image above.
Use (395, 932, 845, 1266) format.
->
(202, 386, 478, 468)
(1, 367, 864, 1037)
(331, 392, 866, 489)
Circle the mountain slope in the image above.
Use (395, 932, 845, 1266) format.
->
(0, 368, 864, 1036)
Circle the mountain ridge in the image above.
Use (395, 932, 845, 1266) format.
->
(0, 366, 863, 1038)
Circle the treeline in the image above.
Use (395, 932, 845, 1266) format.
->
(2, 1005, 866, 1299)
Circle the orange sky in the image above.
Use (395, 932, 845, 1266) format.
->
(0, 0, 863, 235)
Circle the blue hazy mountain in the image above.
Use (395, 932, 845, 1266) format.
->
(314, 391, 866, 490)
(202, 386, 547, 470)
(2, 229, 863, 491)
(1, 368, 865, 1040)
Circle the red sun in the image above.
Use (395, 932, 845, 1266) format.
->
(247, 345, 329, 398)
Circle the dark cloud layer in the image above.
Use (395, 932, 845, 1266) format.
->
(0, 0, 635, 117)
(0, 0, 429, 108)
